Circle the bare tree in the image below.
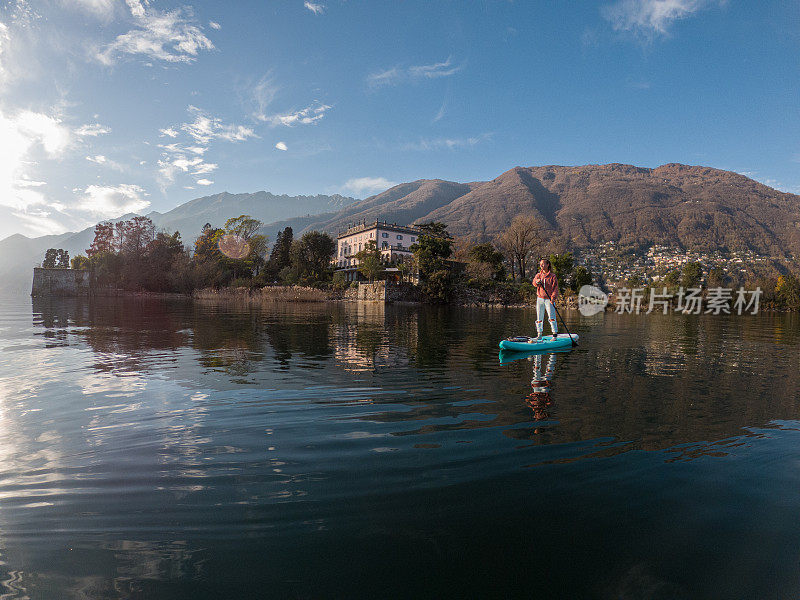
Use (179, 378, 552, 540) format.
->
(496, 215, 545, 281)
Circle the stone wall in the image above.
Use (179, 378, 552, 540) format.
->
(344, 281, 420, 303)
(31, 268, 90, 297)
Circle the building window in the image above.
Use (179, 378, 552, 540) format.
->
(410, 237, 415, 243)
(382, 241, 388, 249)
(382, 232, 388, 238)
(397, 235, 403, 240)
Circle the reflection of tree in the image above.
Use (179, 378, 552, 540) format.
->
(191, 301, 335, 375)
(413, 306, 451, 369)
(33, 297, 188, 367)
(32, 297, 91, 329)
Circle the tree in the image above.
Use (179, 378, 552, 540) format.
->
(681, 261, 703, 288)
(396, 254, 416, 283)
(289, 231, 336, 282)
(42, 249, 69, 268)
(572, 265, 593, 291)
(776, 273, 800, 310)
(57, 249, 70, 268)
(706, 266, 728, 288)
(142, 231, 185, 291)
(194, 226, 224, 263)
(220, 215, 266, 278)
(224, 214, 263, 241)
(467, 243, 506, 281)
(663, 270, 680, 289)
(42, 249, 58, 268)
(117, 216, 156, 257)
(249, 234, 269, 276)
(87, 222, 117, 256)
(496, 215, 544, 281)
(411, 222, 453, 278)
(267, 227, 293, 277)
(71, 255, 90, 270)
(355, 240, 385, 282)
(410, 222, 454, 302)
(549, 252, 574, 293)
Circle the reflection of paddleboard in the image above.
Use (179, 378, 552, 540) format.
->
(498, 346, 572, 365)
(499, 334, 579, 352)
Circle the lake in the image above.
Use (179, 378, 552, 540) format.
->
(0, 294, 798, 598)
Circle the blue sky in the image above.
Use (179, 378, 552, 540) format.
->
(0, 0, 798, 239)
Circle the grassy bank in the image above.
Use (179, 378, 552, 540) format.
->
(193, 285, 337, 303)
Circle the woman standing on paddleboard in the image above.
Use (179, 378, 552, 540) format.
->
(532, 258, 559, 340)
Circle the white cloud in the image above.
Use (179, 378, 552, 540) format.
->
(209, 20, 221, 30)
(0, 22, 11, 84)
(70, 0, 116, 19)
(75, 122, 111, 137)
(368, 57, 463, 88)
(408, 56, 462, 79)
(182, 105, 256, 142)
(367, 67, 402, 88)
(602, 0, 719, 37)
(275, 141, 288, 151)
(261, 102, 330, 127)
(78, 184, 149, 217)
(96, 1, 215, 65)
(252, 73, 279, 121)
(433, 99, 447, 123)
(85, 154, 125, 172)
(171, 156, 203, 171)
(402, 134, 491, 151)
(155, 107, 253, 189)
(11, 208, 68, 236)
(304, 2, 325, 15)
(192, 162, 217, 174)
(0, 108, 72, 211)
(343, 177, 397, 197)
(196, 178, 213, 186)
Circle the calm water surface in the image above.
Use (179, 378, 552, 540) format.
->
(0, 294, 798, 598)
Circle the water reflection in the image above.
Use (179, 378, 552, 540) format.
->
(0, 295, 796, 597)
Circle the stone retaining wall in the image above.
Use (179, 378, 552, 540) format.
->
(344, 281, 421, 303)
(31, 268, 90, 297)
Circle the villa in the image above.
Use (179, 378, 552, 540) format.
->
(335, 219, 423, 281)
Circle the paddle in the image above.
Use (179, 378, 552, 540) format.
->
(537, 278, 578, 347)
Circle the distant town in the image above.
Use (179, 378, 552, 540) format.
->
(577, 241, 785, 287)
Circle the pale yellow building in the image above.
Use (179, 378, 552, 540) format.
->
(335, 219, 422, 281)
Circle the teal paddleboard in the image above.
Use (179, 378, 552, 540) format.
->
(499, 334, 578, 352)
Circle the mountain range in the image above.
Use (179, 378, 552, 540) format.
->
(306, 164, 800, 261)
(2, 163, 798, 293)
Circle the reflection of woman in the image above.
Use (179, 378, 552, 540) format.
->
(525, 353, 556, 421)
